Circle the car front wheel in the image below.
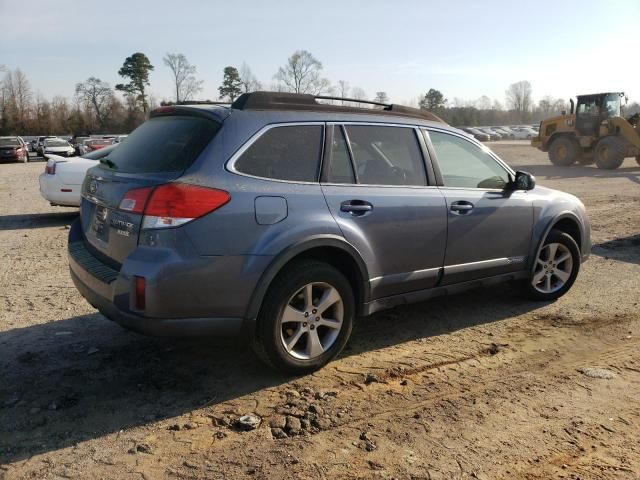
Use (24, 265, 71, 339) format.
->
(525, 229, 580, 301)
(253, 260, 354, 374)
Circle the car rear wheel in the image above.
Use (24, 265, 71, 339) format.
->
(253, 260, 354, 374)
(548, 137, 578, 166)
(635, 155, 640, 166)
(525, 229, 580, 301)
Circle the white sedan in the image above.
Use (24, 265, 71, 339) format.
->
(510, 127, 538, 140)
(39, 144, 117, 207)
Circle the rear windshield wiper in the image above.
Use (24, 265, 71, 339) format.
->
(99, 157, 118, 169)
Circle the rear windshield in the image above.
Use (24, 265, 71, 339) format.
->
(0, 138, 20, 147)
(99, 115, 219, 173)
(46, 139, 69, 147)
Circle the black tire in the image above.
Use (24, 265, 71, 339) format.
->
(635, 155, 640, 167)
(253, 260, 355, 374)
(594, 136, 625, 170)
(524, 229, 580, 301)
(548, 136, 578, 166)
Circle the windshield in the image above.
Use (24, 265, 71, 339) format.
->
(0, 138, 20, 147)
(46, 139, 69, 147)
(99, 115, 220, 173)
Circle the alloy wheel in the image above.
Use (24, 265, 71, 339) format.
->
(279, 282, 344, 360)
(532, 242, 573, 294)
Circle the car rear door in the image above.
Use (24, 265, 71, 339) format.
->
(425, 129, 534, 285)
(321, 124, 447, 299)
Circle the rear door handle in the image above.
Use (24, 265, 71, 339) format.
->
(450, 201, 474, 214)
(340, 200, 373, 216)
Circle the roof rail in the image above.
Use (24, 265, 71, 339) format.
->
(231, 91, 444, 123)
(160, 100, 232, 106)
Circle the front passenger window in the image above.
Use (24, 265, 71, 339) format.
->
(428, 131, 510, 189)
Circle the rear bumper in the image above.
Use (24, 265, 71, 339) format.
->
(70, 266, 244, 336)
(68, 219, 247, 337)
(39, 173, 81, 207)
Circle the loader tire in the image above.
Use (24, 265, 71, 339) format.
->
(595, 136, 625, 170)
(548, 137, 577, 166)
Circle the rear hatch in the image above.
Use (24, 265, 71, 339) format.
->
(80, 111, 221, 266)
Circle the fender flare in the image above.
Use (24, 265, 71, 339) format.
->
(243, 235, 370, 328)
(528, 211, 584, 272)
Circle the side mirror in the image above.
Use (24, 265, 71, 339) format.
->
(509, 171, 536, 191)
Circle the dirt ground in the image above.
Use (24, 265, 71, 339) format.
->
(1, 144, 639, 480)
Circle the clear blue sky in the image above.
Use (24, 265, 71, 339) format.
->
(1, 0, 638, 105)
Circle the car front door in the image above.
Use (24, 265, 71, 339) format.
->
(321, 124, 447, 299)
(426, 129, 534, 285)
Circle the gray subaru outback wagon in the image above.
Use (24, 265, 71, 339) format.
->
(68, 92, 590, 373)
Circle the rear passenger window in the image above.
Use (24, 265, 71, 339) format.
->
(235, 125, 323, 182)
(326, 127, 355, 184)
(344, 126, 426, 186)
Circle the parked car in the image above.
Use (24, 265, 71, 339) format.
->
(0, 136, 29, 163)
(82, 138, 113, 154)
(36, 136, 57, 156)
(68, 92, 591, 374)
(111, 135, 128, 144)
(42, 138, 75, 157)
(491, 127, 515, 139)
(477, 128, 502, 141)
(40, 145, 117, 207)
(71, 136, 91, 155)
(510, 127, 538, 140)
(461, 127, 490, 142)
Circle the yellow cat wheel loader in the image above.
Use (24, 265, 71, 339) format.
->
(532, 92, 640, 169)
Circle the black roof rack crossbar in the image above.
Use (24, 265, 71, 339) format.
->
(314, 95, 391, 108)
(230, 91, 445, 123)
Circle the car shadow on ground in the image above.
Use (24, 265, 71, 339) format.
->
(0, 212, 78, 231)
(592, 234, 640, 265)
(0, 285, 543, 464)
(515, 163, 640, 185)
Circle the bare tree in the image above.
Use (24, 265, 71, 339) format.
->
(477, 95, 492, 110)
(336, 80, 350, 104)
(239, 63, 262, 93)
(505, 80, 532, 118)
(163, 53, 203, 103)
(538, 95, 566, 116)
(350, 87, 367, 100)
(274, 50, 331, 95)
(75, 77, 113, 128)
(2, 69, 32, 131)
(374, 92, 389, 103)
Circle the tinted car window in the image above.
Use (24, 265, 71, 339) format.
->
(344, 125, 426, 186)
(326, 127, 355, 184)
(428, 130, 510, 189)
(235, 125, 323, 182)
(100, 115, 219, 173)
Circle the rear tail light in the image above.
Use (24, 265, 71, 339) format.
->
(134, 276, 146, 310)
(118, 183, 230, 229)
(44, 160, 56, 175)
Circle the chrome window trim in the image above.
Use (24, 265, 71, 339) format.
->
(225, 122, 326, 185)
(324, 122, 430, 188)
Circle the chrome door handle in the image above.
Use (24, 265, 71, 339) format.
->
(340, 200, 373, 216)
(450, 201, 474, 214)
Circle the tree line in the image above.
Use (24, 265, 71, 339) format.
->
(2, 51, 639, 136)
